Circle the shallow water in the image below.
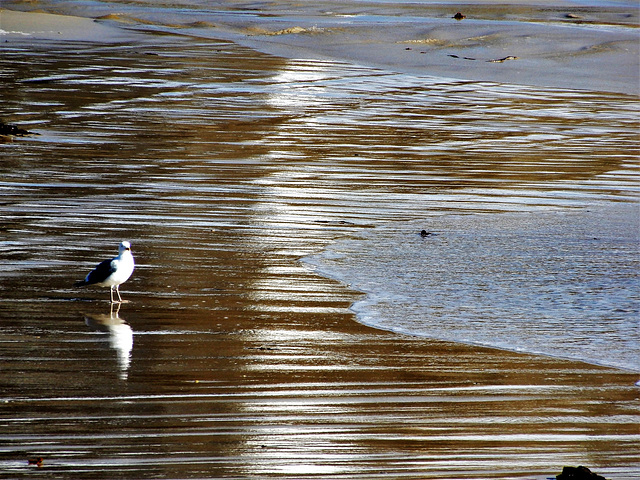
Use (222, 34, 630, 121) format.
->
(1, 9, 639, 480)
(305, 204, 640, 371)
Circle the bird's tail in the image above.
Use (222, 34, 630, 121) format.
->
(74, 280, 87, 287)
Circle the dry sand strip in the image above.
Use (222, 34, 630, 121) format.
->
(0, 8, 138, 42)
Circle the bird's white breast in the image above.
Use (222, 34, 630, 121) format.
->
(104, 251, 135, 286)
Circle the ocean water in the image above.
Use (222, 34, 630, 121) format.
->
(305, 203, 640, 372)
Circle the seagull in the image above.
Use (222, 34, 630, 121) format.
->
(74, 241, 135, 303)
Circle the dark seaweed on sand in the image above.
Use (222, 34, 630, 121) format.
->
(0, 121, 38, 136)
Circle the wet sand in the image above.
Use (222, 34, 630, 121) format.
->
(219, 1, 640, 95)
(1, 6, 639, 480)
(3, 1, 639, 94)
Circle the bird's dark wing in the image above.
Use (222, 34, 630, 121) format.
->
(77, 258, 116, 286)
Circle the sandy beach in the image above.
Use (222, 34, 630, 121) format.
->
(1, 4, 639, 480)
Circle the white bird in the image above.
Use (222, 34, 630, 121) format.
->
(75, 241, 135, 303)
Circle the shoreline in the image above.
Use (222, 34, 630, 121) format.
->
(2, 7, 639, 375)
(2, 7, 638, 376)
(304, 201, 640, 375)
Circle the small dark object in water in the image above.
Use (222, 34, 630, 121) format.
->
(556, 466, 607, 480)
(420, 230, 431, 237)
(449, 54, 476, 61)
(487, 55, 518, 63)
(0, 122, 37, 136)
(28, 457, 43, 467)
(453, 12, 466, 20)
(565, 13, 582, 19)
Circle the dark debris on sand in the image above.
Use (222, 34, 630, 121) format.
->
(1, 121, 38, 137)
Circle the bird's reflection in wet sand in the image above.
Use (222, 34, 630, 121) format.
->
(84, 303, 133, 380)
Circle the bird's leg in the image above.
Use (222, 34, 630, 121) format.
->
(110, 286, 115, 304)
(115, 285, 123, 303)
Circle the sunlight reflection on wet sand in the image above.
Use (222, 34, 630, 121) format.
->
(0, 20, 638, 480)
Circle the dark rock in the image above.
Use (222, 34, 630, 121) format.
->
(453, 12, 466, 20)
(556, 466, 607, 480)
